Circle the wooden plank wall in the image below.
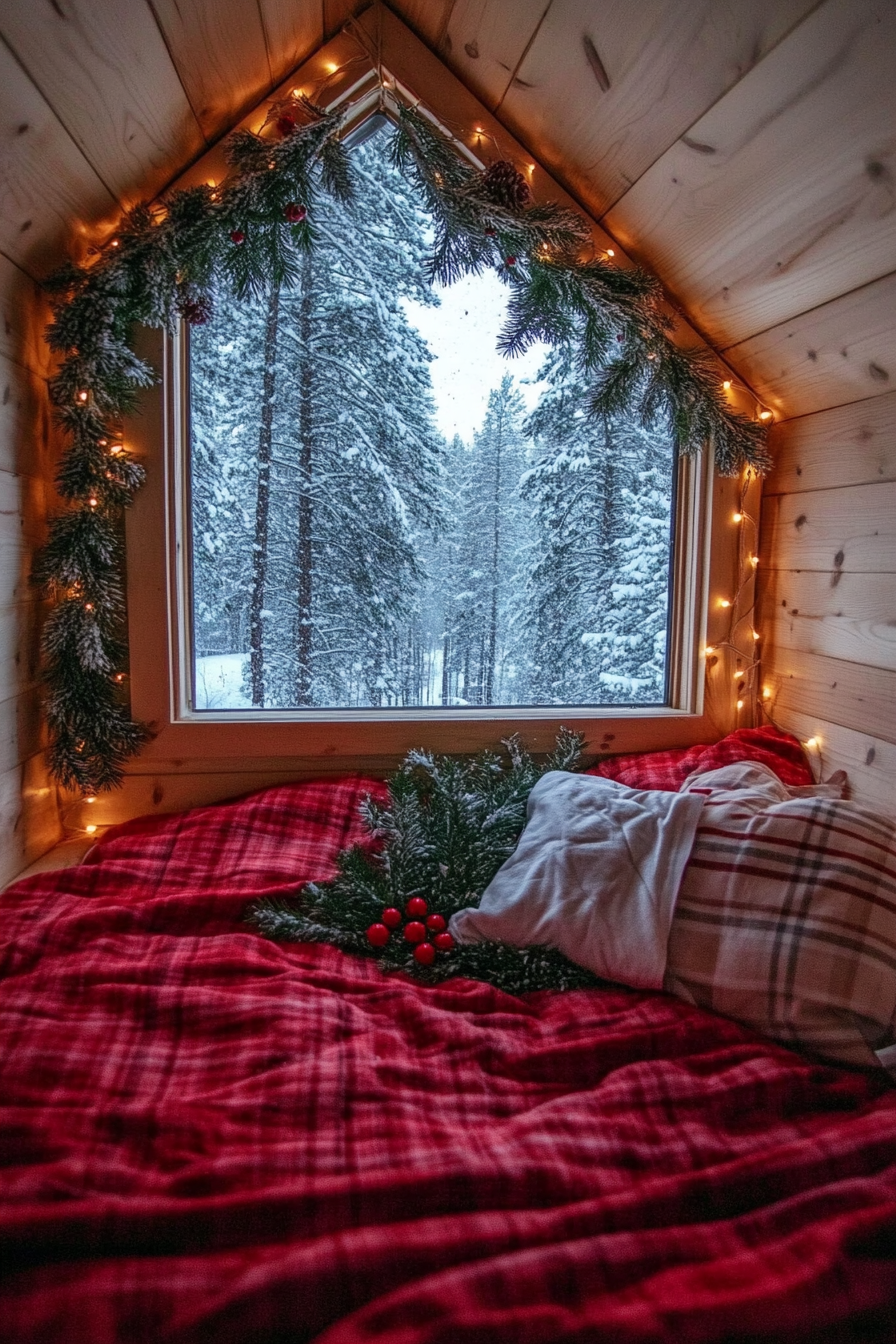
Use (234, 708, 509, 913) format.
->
(0, 256, 60, 883)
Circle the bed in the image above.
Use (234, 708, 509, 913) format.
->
(2, 728, 895, 1344)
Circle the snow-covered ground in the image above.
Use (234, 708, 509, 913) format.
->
(194, 654, 251, 709)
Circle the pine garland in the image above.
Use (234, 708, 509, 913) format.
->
(247, 729, 605, 994)
(35, 88, 770, 794)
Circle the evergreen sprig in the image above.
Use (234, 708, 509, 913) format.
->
(36, 87, 771, 794)
(246, 729, 602, 994)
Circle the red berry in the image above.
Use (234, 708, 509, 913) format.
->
(366, 923, 390, 948)
(426, 913, 446, 933)
(403, 921, 426, 944)
(434, 932, 455, 952)
(485, 227, 496, 237)
(382, 906, 402, 929)
(230, 230, 245, 245)
(284, 202, 307, 223)
(413, 942, 436, 966)
(505, 255, 517, 266)
(406, 897, 428, 917)
(276, 113, 298, 138)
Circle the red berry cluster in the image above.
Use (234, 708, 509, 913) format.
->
(367, 897, 454, 965)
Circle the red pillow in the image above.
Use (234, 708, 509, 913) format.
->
(587, 726, 813, 791)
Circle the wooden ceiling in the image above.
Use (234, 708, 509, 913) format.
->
(1, 0, 894, 412)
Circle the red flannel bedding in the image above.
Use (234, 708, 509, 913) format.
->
(2, 729, 895, 1344)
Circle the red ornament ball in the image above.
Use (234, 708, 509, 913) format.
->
(366, 922, 390, 948)
(276, 113, 298, 138)
(381, 906, 402, 929)
(426, 913, 447, 933)
(403, 921, 426, 944)
(433, 932, 455, 952)
(505, 255, 517, 267)
(284, 202, 307, 224)
(406, 897, 428, 917)
(413, 942, 436, 966)
(230, 229, 245, 245)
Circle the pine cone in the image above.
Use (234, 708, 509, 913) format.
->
(178, 290, 213, 326)
(482, 160, 531, 212)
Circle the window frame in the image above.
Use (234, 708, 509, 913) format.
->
(119, 6, 759, 812)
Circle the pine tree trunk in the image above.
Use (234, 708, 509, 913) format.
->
(249, 280, 281, 707)
(295, 250, 314, 706)
(441, 631, 450, 706)
(483, 410, 504, 705)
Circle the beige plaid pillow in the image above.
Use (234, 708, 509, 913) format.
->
(665, 764, 896, 1070)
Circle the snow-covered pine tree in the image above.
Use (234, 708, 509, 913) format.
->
(190, 127, 445, 709)
(440, 375, 532, 705)
(521, 348, 674, 705)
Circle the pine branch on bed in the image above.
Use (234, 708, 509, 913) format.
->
(246, 729, 605, 993)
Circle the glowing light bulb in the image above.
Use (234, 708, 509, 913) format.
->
(114, 673, 126, 682)
(109, 444, 123, 455)
(722, 380, 732, 390)
(720, 599, 731, 609)
(704, 645, 715, 656)
(85, 824, 98, 834)
(751, 629, 760, 641)
(750, 555, 759, 568)
(85, 795, 96, 804)
(84, 603, 94, 612)
(291, 87, 302, 98)
(732, 512, 743, 523)
(110, 239, 119, 248)
(324, 60, 338, 74)
(763, 687, 772, 699)
(759, 410, 773, 421)
(805, 737, 819, 749)
(606, 248, 614, 257)
(88, 497, 98, 508)
(77, 391, 88, 403)
(733, 670, 743, 680)
(736, 699, 744, 710)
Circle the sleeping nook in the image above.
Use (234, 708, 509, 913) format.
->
(1, 2, 895, 1341)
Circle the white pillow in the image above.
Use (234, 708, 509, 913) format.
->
(449, 771, 704, 989)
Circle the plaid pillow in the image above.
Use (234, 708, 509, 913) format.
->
(666, 765, 896, 1070)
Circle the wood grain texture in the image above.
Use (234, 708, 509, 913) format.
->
(0, 750, 61, 887)
(765, 705, 895, 815)
(0, 683, 45, 775)
(0, 355, 53, 478)
(260, 0, 325, 88)
(724, 271, 896, 418)
(438, 0, 549, 113)
(0, 601, 42, 699)
(604, 0, 896, 348)
(759, 480, 895, 574)
(0, 253, 53, 376)
(496, 0, 818, 221)
(0, 37, 118, 277)
(0, 0, 206, 213)
(760, 568, 896, 672)
(763, 645, 896, 745)
(763, 391, 896, 495)
(147, 0, 272, 140)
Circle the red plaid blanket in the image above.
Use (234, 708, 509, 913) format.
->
(2, 731, 895, 1344)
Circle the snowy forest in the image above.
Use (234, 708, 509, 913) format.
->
(189, 128, 675, 711)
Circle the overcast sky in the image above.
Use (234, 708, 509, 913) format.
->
(403, 269, 549, 442)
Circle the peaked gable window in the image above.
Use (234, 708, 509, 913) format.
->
(187, 125, 676, 714)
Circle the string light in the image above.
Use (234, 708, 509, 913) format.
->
(750, 554, 759, 568)
(88, 496, 98, 508)
(114, 672, 126, 683)
(805, 737, 819, 749)
(110, 239, 119, 249)
(759, 410, 773, 421)
(704, 645, 715, 656)
(109, 444, 123, 456)
(85, 795, 96, 804)
(719, 599, 731, 609)
(736, 699, 744, 710)
(722, 380, 732, 390)
(77, 391, 89, 403)
(84, 603, 94, 612)
(732, 511, 743, 523)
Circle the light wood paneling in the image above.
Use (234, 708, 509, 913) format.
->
(0, 750, 61, 887)
(604, 0, 896, 348)
(439, 0, 549, 113)
(0, 683, 44, 775)
(0, 254, 52, 376)
(0, 38, 117, 277)
(762, 569, 896, 673)
(766, 706, 895, 815)
(147, 0, 271, 139)
(725, 272, 896, 419)
(763, 645, 896, 746)
(759, 480, 895, 575)
(385, 0, 454, 49)
(763, 392, 896, 495)
(0, 356, 52, 478)
(0, 0, 206, 211)
(497, 0, 818, 221)
(259, 0, 325, 88)
(0, 601, 42, 695)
